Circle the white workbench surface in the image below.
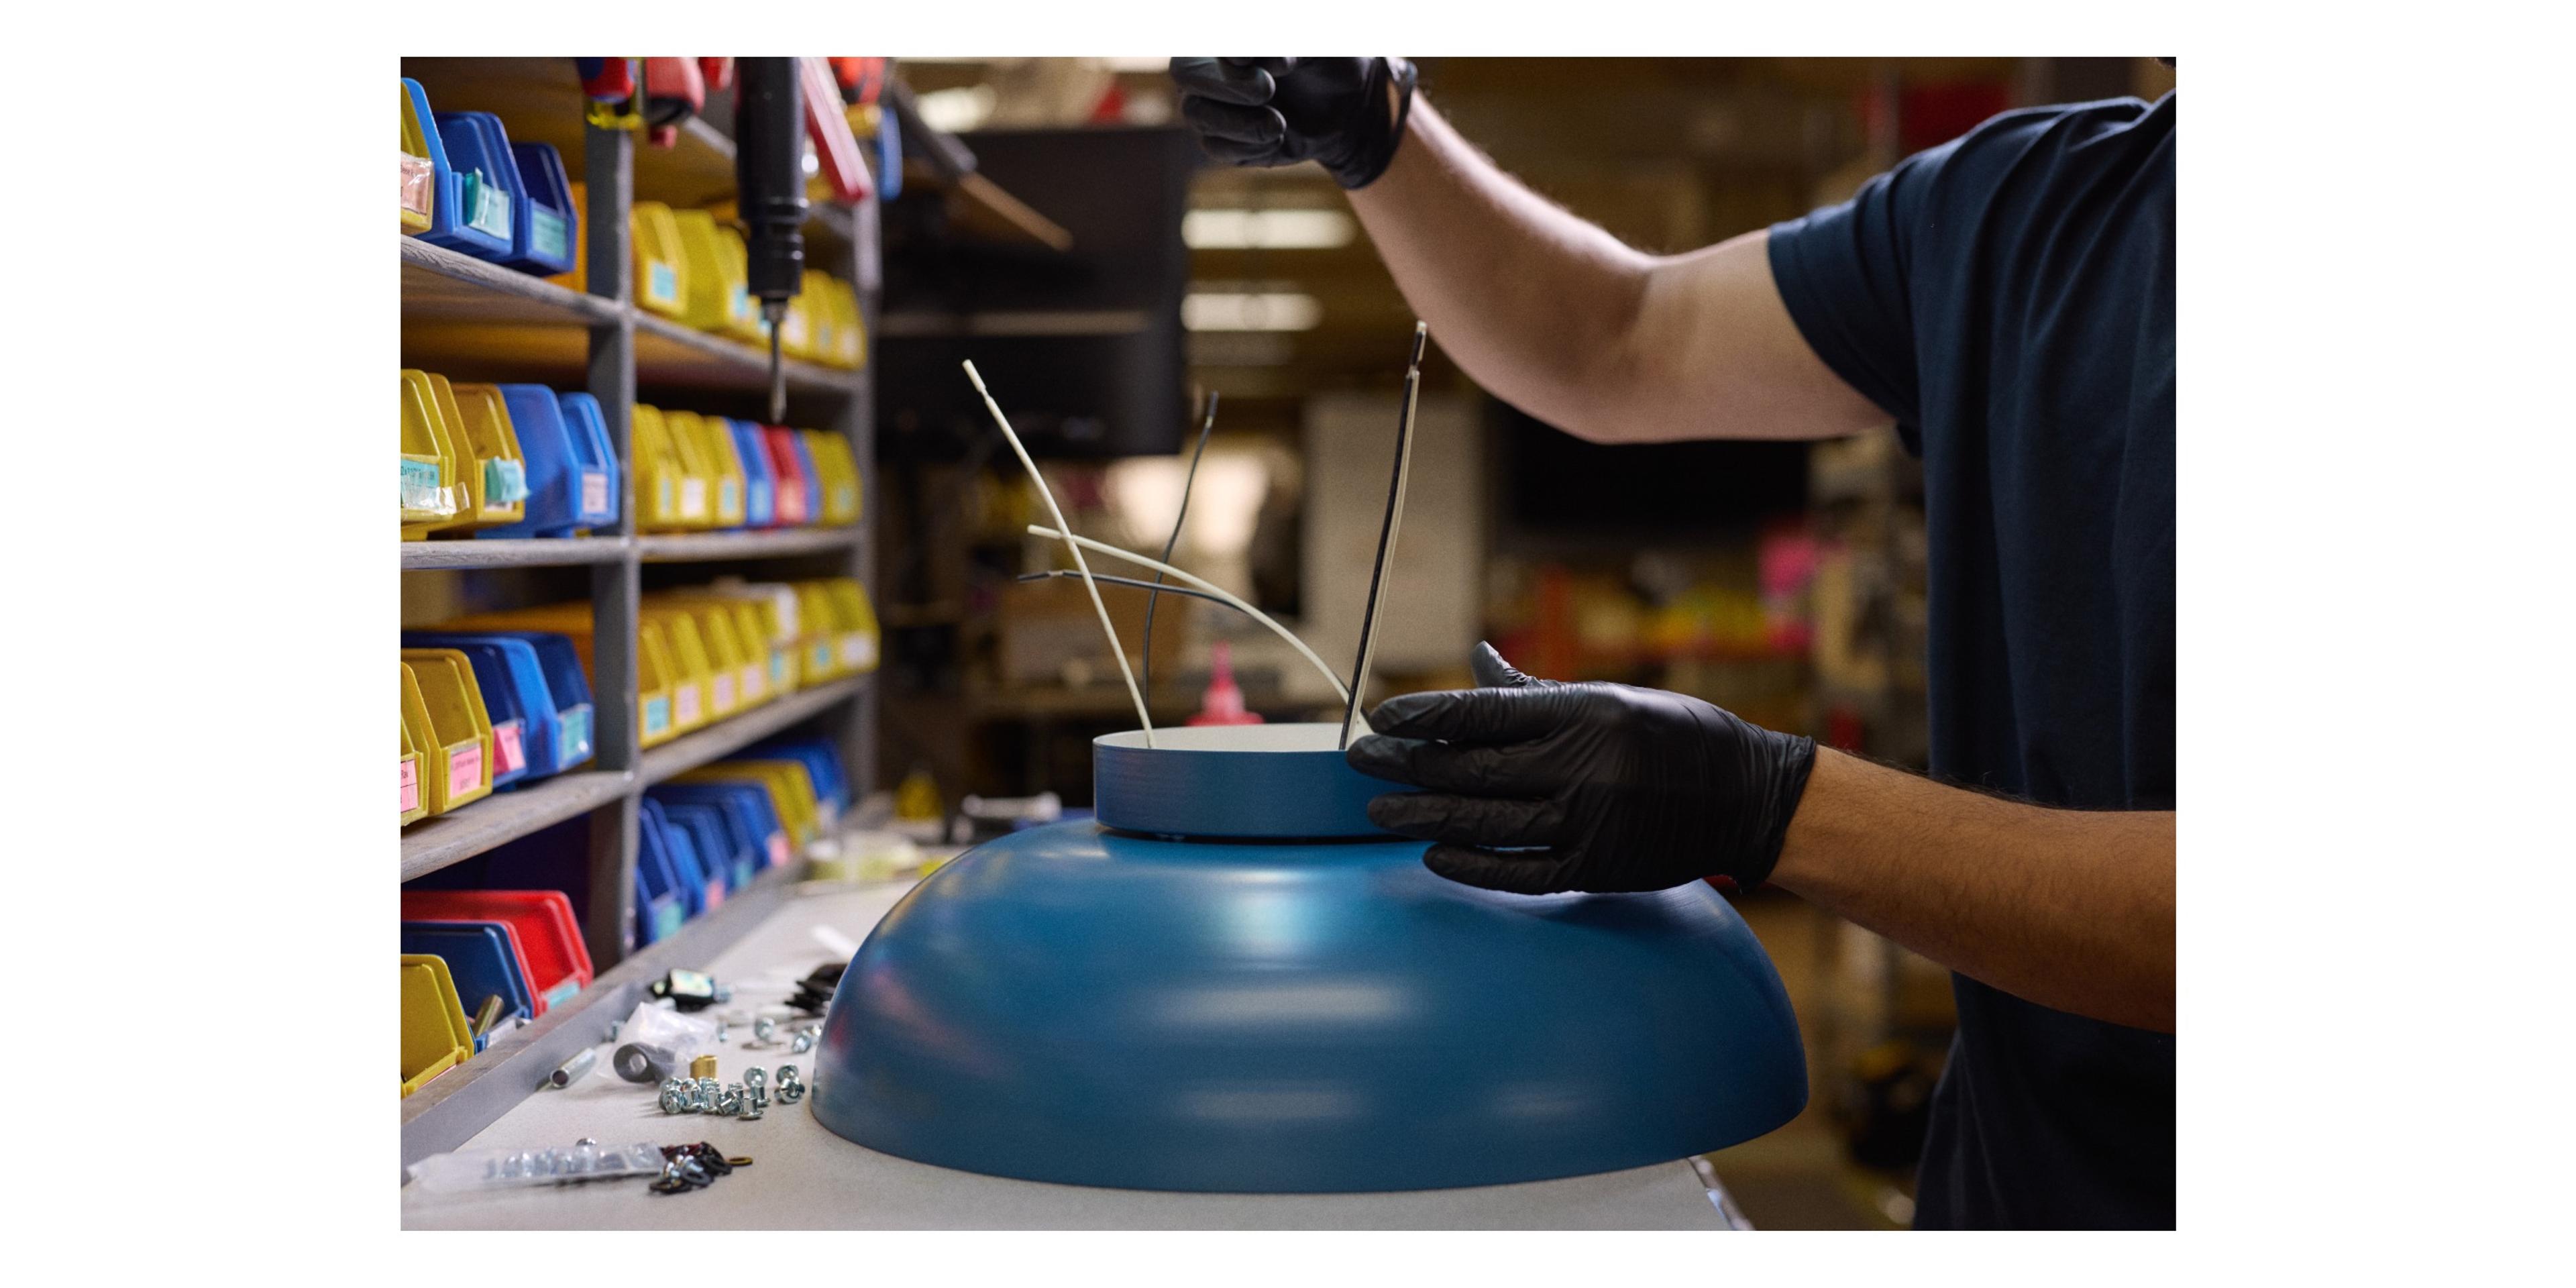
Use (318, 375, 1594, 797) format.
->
(402, 879, 1739, 1230)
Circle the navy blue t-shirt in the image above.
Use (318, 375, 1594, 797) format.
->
(1766, 95, 2176, 1229)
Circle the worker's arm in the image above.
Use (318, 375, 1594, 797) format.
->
(1348, 101, 1888, 444)
(1348, 645, 2176, 1034)
(1171, 59, 1888, 445)
(1768, 751, 2176, 1032)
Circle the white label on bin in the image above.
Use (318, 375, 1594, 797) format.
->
(712, 674, 735, 710)
(771, 653, 790, 690)
(741, 664, 765, 702)
(447, 745, 482, 798)
(644, 696, 671, 737)
(680, 478, 707, 519)
(400, 757, 420, 814)
(768, 833, 790, 865)
(647, 262, 680, 307)
(468, 178, 513, 239)
(580, 470, 609, 517)
(841, 635, 875, 669)
(492, 720, 526, 774)
(542, 977, 582, 1009)
(720, 478, 739, 515)
(400, 459, 444, 513)
(531, 209, 570, 262)
(674, 685, 702, 727)
(558, 706, 593, 761)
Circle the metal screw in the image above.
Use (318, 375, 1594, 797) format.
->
(716, 1083, 745, 1116)
(660, 1081, 692, 1115)
(790, 1030, 816, 1055)
(775, 1064, 805, 1104)
(753, 1016, 779, 1046)
(744, 1066, 767, 1091)
(694, 1077, 720, 1112)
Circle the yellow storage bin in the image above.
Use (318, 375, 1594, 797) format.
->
(655, 407, 720, 530)
(804, 430, 864, 526)
(401, 955, 474, 1098)
(448, 382, 530, 527)
(698, 585, 800, 696)
(400, 83, 435, 235)
(666, 411, 746, 529)
(714, 227, 767, 343)
(631, 405, 690, 532)
(793, 582, 841, 684)
(643, 608, 718, 734)
(819, 275, 866, 369)
(653, 600, 745, 722)
(673, 209, 739, 335)
(402, 651, 494, 814)
(400, 717, 427, 826)
(659, 596, 768, 712)
(400, 370, 463, 539)
(420, 374, 487, 535)
(679, 761, 822, 846)
(633, 201, 690, 319)
(821, 578, 882, 675)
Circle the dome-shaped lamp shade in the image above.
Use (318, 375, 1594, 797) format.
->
(810, 723, 1807, 1193)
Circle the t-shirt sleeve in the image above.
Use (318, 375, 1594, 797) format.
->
(1766, 148, 1949, 445)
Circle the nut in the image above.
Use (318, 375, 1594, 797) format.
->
(690, 1053, 718, 1081)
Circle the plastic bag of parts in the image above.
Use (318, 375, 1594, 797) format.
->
(409, 1141, 663, 1193)
(620, 998, 718, 1058)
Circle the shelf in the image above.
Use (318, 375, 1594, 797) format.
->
(641, 676, 869, 785)
(400, 237, 619, 329)
(878, 309, 1152, 339)
(637, 526, 863, 563)
(398, 857, 810, 1167)
(401, 537, 633, 570)
(901, 158, 1075, 251)
(632, 309, 855, 394)
(401, 771, 634, 881)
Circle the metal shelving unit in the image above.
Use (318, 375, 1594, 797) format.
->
(399, 58, 878, 1164)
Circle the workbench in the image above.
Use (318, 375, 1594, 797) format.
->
(401, 879, 1747, 1230)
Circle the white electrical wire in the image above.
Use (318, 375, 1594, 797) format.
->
(964, 361, 1155, 745)
(1028, 525, 1354, 709)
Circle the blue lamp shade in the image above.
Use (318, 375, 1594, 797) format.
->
(810, 724, 1807, 1193)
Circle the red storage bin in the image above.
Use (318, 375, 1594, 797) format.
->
(399, 890, 594, 1013)
(763, 425, 814, 526)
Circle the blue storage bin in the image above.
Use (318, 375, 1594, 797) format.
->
(402, 633, 572, 781)
(405, 80, 471, 249)
(641, 799, 716, 920)
(786, 431, 824, 527)
(633, 807, 689, 945)
(558, 394, 620, 531)
(445, 631, 594, 770)
(662, 800, 755, 893)
(400, 921, 534, 1046)
(476, 387, 582, 540)
(502, 142, 578, 276)
(646, 782, 790, 871)
(725, 419, 777, 529)
(422, 111, 521, 261)
(751, 734, 852, 819)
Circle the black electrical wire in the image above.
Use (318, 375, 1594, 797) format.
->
(1340, 325, 1428, 749)
(1142, 391, 1219, 698)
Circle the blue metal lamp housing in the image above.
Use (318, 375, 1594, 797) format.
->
(810, 724, 1807, 1192)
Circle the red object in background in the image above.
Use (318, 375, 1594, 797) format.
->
(1526, 565, 1580, 681)
(798, 56, 873, 202)
(1187, 641, 1265, 727)
(697, 58, 734, 93)
(1089, 80, 1130, 123)
(1826, 704, 1866, 753)
(1900, 81, 2012, 154)
(642, 57, 707, 148)
(578, 58, 636, 102)
(400, 890, 596, 1013)
(830, 57, 890, 107)
(762, 426, 813, 526)
(731, 427, 786, 529)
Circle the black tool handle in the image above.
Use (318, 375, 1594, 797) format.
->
(735, 57, 808, 305)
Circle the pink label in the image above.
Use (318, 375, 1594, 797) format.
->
(447, 745, 482, 798)
(674, 685, 702, 726)
(400, 757, 419, 814)
(741, 665, 765, 702)
(493, 721, 526, 774)
(712, 675, 735, 709)
(767, 833, 790, 865)
(706, 881, 725, 909)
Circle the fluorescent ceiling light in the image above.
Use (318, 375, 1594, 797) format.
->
(914, 85, 996, 134)
(1183, 209, 1357, 250)
(1183, 291, 1323, 333)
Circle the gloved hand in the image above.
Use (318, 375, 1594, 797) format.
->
(1169, 58, 1418, 189)
(1346, 643, 1818, 894)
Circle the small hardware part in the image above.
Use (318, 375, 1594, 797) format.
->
(651, 969, 727, 1012)
(790, 1029, 816, 1055)
(784, 962, 847, 1015)
(471, 994, 506, 1039)
(753, 1016, 779, 1046)
(690, 1053, 718, 1081)
(774, 1063, 806, 1104)
(545, 1049, 598, 1089)
(613, 1042, 680, 1084)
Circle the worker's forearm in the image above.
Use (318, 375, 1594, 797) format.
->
(1768, 750, 2177, 1032)
(1346, 99, 1654, 439)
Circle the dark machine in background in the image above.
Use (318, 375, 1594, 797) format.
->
(877, 126, 1199, 462)
(1494, 400, 1811, 540)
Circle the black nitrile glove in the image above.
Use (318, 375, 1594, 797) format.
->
(1346, 643, 1818, 895)
(1169, 57, 1417, 189)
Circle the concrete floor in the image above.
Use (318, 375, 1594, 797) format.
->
(1699, 892, 1922, 1230)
